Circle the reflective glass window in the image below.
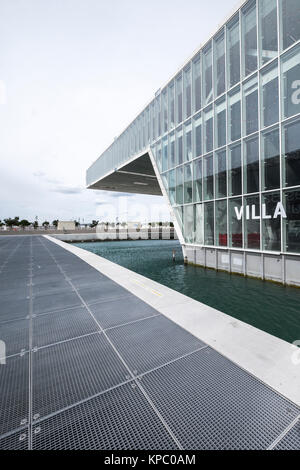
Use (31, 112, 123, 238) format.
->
(176, 127, 183, 165)
(244, 134, 259, 194)
(168, 81, 175, 130)
(227, 15, 240, 88)
(215, 98, 226, 148)
(176, 166, 184, 204)
(184, 121, 192, 162)
(283, 189, 300, 253)
(162, 137, 168, 172)
(280, 0, 300, 51)
(262, 191, 281, 251)
(193, 54, 201, 113)
(176, 74, 183, 125)
(261, 61, 279, 128)
(259, 0, 278, 65)
(229, 197, 243, 248)
(215, 149, 227, 198)
(281, 45, 300, 120)
(216, 199, 227, 247)
(204, 202, 215, 245)
(229, 142, 242, 196)
(162, 89, 168, 134)
(168, 170, 176, 206)
(169, 132, 175, 168)
(203, 43, 213, 105)
(193, 158, 202, 202)
(282, 118, 300, 188)
(214, 31, 226, 96)
(242, 1, 258, 77)
(244, 194, 260, 249)
(184, 65, 192, 120)
(228, 87, 241, 142)
(261, 127, 280, 191)
(203, 154, 214, 200)
(243, 76, 258, 135)
(184, 205, 194, 243)
(204, 106, 213, 153)
(193, 113, 202, 158)
(195, 204, 204, 244)
(184, 163, 193, 204)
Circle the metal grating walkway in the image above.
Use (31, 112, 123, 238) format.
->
(0, 235, 299, 450)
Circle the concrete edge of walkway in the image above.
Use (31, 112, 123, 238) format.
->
(44, 235, 300, 408)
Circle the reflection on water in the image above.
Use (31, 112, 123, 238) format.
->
(74, 240, 300, 344)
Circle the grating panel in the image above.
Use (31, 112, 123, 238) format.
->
(32, 333, 129, 418)
(33, 279, 72, 298)
(79, 283, 131, 305)
(0, 353, 29, 436)
(0, 428, 29, 450)
(90, 294, 159, 329)
(32, 382, 178, 450)
(142, 347, 300, 450)
(0, 318, 29, 356)
(33, 291, 82, 315)
(106, 315, 205, 375)
(0, 298, 30, 322)
(274, 418, 300, 450)
(33, 306, 100, 348)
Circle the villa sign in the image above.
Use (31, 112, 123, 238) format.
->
(235, 203, 287, 221)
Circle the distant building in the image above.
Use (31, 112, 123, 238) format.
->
(57, 221, 76, 231)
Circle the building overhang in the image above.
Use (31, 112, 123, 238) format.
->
(87, 152, 162, 196)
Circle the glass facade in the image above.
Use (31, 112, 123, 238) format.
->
(87, 0, 300, 255)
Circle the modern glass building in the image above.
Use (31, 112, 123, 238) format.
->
(87, 0, 300, 286)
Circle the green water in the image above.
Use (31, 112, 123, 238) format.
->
(74, 240, 300, 344)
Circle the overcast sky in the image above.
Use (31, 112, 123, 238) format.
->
(0, 0, 238, 224)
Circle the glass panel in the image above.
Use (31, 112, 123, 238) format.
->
(244, 194, 260, 249)
(215, 98, 226, 148)
(229, 142, 242, 196)
(262, 192, 281, 251)
(228, 87, 241, 142)
(184, 65, 192, 120)
(204, 106, 213, 153)
(281, 0, 300, 51)
(203, 43, 213, 105)
(155, 95, 161, 139)
(283, 189, 300, 253)
(162, 89, 168, 134)
(243, 75, 258, 136)
(176, 74, 183, 125)
(282, 118, 300, 188)
(242, 1, 258, 77)
(162, 137, 168, 172)
(176, 166, 184, 204)
(169, 132, 175, 168)
(168, 170, 176, 206)
(184, 121, 192, 162)
(216, 199, 227, 247)
(156, 140, 162, 171)
(193, 158, 202, 202)
(214, 31, 226, 96)
(259, 0, 278, 65)
(193, 113, 202, 158)
(227, 15, 240, 88)
(184, 163, 193, 204)
(204, 202, 214, 245)
(244, 135, 259, 194)
(215, 149, 227, 198)
(193, 54, 201, 112)
(281, 45, 300, 120)
(195, 204, 204, 244)
(174, 206, 183, 238)
(203, 154, 214, 200)
(261, 127, 280, 191)
(184, 205, 194, 243)
(229, 197, 243, 247)
(176, 127, 183, 165)
(151, 101, 155, 142)
(168, 81, 175, 130)
(261, 61, 279, 128)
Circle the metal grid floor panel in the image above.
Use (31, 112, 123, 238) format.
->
(33, 291, 82, 315)
(32, 332, 129, 418)
(0, 428, 29, 450)
(106, 315, 206, 375)
(141, 347, 300, 450)
(0, 353, 29, 436)
(0, 318, 29, 356)
(79, 283, 132, 305)
(32, 382, 178, 450)
(274, 419, 300, 450)
(0, 298, 30, 322)
(33, 306, 100, 348)
(90, 294, 160, 329)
